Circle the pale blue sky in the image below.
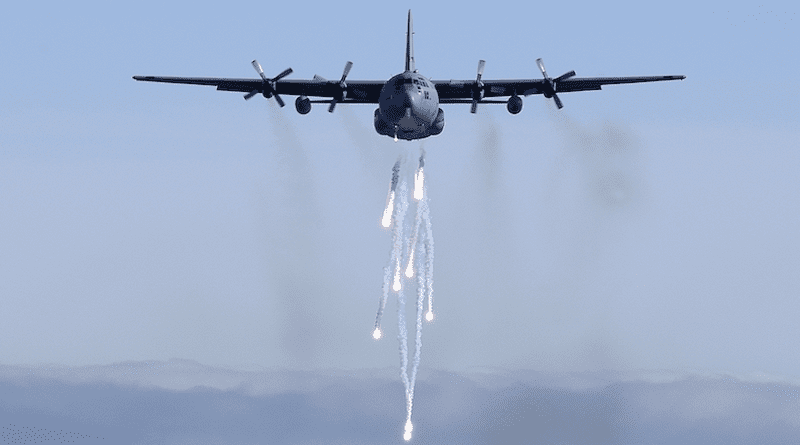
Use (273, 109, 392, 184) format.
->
(1, 0, 799, 384)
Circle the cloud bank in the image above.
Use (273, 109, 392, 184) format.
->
(2, 360, 798, 444)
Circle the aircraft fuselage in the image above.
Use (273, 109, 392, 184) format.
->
(374, 71, 444, 141)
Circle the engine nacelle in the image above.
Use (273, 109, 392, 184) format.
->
(507, 95, 523, 114)
(295, 96, 311, 115)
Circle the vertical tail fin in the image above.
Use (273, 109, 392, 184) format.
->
(405, 10, 415, 72)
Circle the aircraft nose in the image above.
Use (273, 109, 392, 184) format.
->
(381, 87, 419, 122)
(402, 85, 420, 108)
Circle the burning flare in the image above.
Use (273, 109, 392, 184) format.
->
(382, 192, 396, 228)
(403, 420, 413, 441)
(425, 311, 433, 322)
(393, 263, 402, 291)
(405, 247, 415, 278)
(372, 328, 382, 340)
(414, 169, 424, 200)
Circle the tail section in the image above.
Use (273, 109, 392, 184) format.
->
(405, 10, 415, 72)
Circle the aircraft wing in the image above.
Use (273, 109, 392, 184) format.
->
(132, 76, 385, 103)
(553, 75, 686, 93)
(434, 75, 685, 102)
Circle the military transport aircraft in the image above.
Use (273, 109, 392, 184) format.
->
(134, 10, 684, 141)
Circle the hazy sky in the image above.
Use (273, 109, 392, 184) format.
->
(2, 0, 799, 385)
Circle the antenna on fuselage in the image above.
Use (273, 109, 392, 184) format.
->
(405, 9, 415, 72)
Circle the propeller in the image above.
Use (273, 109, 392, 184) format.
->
(328, 61, 353, 113)
(470, 59, 486, 114)
(245, 60, 293, 107)
(536, 58, 575, 109)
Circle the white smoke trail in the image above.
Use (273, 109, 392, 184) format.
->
(406, 173, 424, 278)
(408, 202, 426, 409)
(393, 261, 403, 292)
(392, 180, 409, 293)
(374, 159, 404, 338)
(373, 227, 397, 338)
(418, 157, 433, 321)
(405, 149, 432, 441)
(405, 245, 415, 278)
(414, 148, 426, 202)
(414, 168, 424, 200)
(397, 276, 410, 394)
(381, 191, 395, 228)
(373, 264, 391, 339)
(405, 169, 426, 438)
(421, 187, 435, 322)
(392, 180, 412, 436)
(382, 159, 401, 228)
(373, 152, 434, 441)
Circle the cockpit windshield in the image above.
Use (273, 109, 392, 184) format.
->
(399, 78, 428, 87)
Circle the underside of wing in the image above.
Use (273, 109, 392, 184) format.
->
(555, 75, 686, 93)
(132, 76, 261, 90)
(434, 75, 684, 99)
(433, 79, 546, 99)
(133, 76, 384, 103)
(278, 80, 384, 102)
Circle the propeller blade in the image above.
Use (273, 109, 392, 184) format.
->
(252, 60, 268, 81)
(552, 93, 563, 109)
(273, 68, 293, 82)
(274, 94, 286, 107)
(472, 60, 486, 109)
(328, 99, 338, 113)
(555, 70, 576, 82)
(340, 61, 353, 83)
(243, 90, 258, 100)
(536, 58, 548, 78)
(313, 74, 328, 82)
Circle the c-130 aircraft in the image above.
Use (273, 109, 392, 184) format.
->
(134, 10, 684, 141)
